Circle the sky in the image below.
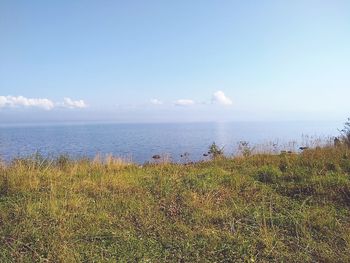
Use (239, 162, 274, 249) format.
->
(0, 0, 349, 123)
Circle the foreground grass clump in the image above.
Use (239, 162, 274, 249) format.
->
(1, 146, 350, 262)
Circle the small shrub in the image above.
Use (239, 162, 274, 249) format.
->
(340, 118, 350, 147)
(279, 157, 289, 172)
(256, 165, 282, 183)
(238, 141, 254, 157)
(208, 142, 224, 159)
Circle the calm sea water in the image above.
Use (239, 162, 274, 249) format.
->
(0, 121, 342, 163)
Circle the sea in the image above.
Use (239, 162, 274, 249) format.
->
(0, 121, 343, 163)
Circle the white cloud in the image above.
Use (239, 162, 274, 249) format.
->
(0, 96, 55, 110)
(61, 97, 87, 109)
(174, 99, 195, 106)
(0, 96, 87, 110)
(150, 98, 163, 105)
(212, 91, 233, 105)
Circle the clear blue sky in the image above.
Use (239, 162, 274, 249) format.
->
(0, 0, 349, 123)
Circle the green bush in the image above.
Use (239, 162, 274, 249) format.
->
(256, 165, 282, 183)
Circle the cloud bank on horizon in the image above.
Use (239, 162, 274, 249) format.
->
(174, 99, 195, 106)
(0, 96, 87, 110)
(160, 91, 233, 107)
(60, 98, 87, 109)
(150, 98, 163, 105)
(0, 91, 232, 112)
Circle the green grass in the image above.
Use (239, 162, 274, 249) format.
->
(1, 146, 350, 262)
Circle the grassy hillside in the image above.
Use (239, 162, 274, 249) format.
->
(1, 145, 350, 262)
